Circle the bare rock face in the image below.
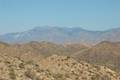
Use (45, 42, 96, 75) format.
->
(0, 54, 119, 80)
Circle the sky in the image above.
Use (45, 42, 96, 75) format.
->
(0, 0, 120, 34)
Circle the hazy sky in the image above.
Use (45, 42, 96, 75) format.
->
(0, 0, 120, 34)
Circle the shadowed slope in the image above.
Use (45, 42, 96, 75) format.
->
(74, 41, 120, 71)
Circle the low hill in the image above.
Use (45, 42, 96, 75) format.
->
(0, 41, 89, 62)
(74, 41, 120, 71)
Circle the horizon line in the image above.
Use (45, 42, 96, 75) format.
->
(1, 26, 120, 35)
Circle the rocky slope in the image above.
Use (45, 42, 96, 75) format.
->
(0, 54, 119, 80)
(0, 41, 89, 62)
(74, 41, 120, 71)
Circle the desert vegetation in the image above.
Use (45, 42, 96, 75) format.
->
(0, 41, 120, 80)
(0, 54, 119, 80)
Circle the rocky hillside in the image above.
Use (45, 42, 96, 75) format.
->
(1, 41, 120, 76)
(74, 41, 120, 71)
(0, 41, 89, 62)
(0, 54, 119, 80)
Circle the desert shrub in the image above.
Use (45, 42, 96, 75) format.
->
(25, 69, 36, 79)
(91, 74, 111, 80)
(9, 68, 16, 80)
(26, 60, 34, 65)
(101, 75, 111, 80)
(19, 63, 25, 69)
(53, 73, 66, 80)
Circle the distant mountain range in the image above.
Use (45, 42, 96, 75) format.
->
(0, 26, 120, 44)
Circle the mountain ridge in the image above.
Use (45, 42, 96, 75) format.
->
(0, 26, 120, 44)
